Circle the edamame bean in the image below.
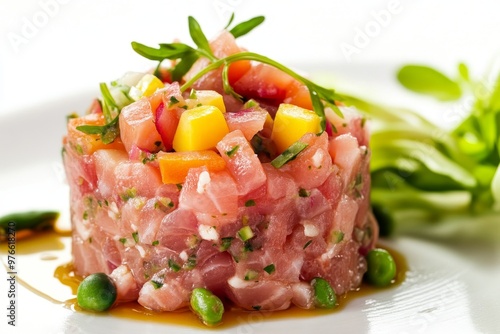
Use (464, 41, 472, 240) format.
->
(365, 248, 397, 286)
(190, 287, 224, 326)
(311, 277, 337, 309)
(77, 273, 117, 312)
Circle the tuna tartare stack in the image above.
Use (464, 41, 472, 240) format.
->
(62, 15, 381, 325)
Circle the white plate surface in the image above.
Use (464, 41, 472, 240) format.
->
(0, 86, 499, 334)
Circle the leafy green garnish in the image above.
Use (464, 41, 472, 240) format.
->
(76, 83, 122, 144)
(335, 61, 500, 239)
(397, 65, 462, 101)
(229, 16, 265, 38)
(188, 16, 216, 61)
(132, 15, 342, 132)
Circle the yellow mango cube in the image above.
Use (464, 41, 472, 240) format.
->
(186, 90, 226, 113)
(173, 105, 229, 152)
(129, 74, 164, 100)
(271, 104, 321, 153)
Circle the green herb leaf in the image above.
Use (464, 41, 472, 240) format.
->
(397, 65, 462, 101)
(100, 83, 119, 122)
(229, 16, 265, 38)
(188, 16, 215, 60)
(170, 51, 200, 82)
(458, 62, 470, 82)
(131, 42, 195, 61)
(224, 12, 235, 30)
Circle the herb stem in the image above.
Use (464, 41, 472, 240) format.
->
(180, 51, 342, 129)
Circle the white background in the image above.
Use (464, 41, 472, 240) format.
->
(1, 0, 500, 115)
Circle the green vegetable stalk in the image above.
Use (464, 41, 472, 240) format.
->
(337, 62, 500, 240)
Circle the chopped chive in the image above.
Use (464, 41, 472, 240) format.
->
(121, 188, 137, 201)
(151, 280, 163, 289)
(189, 89, 197, 99)
(169, 96, 180, 106)
(271, 141, 308, 168)
(252, 305, 261, 311)
(298, 188, 310, 197)
(331, 231, 344, 243)
(226, 145, 240, 157)
(220, 237, 234, 251)
(152, 240, 159, 246)
(119, 237, 127, 245)
(243, 241, 254, 252)
(244, 269, 258, 281)
(238, 226, 254, 241)
(245, 199, 256, 207)
(303, 240, 313, 249)
(142, 153, 156, 164)
(331, 122, 338, 134)
(185, 254, 197, 269)
(168, 259, 181, 272)
(132, 231, 139, 243)
(263, 264, 275, 274)
(243, 99, 259, 108)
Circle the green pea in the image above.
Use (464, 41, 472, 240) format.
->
(365, 248, 397, 286)
(190, 288, 224, 326)
(311, 277, 337, 309)
(77, 273, 117, 312)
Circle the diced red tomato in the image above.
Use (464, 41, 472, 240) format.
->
(228, 60, 251, 85)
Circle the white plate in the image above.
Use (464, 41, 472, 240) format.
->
(1, 88, 499, 334)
